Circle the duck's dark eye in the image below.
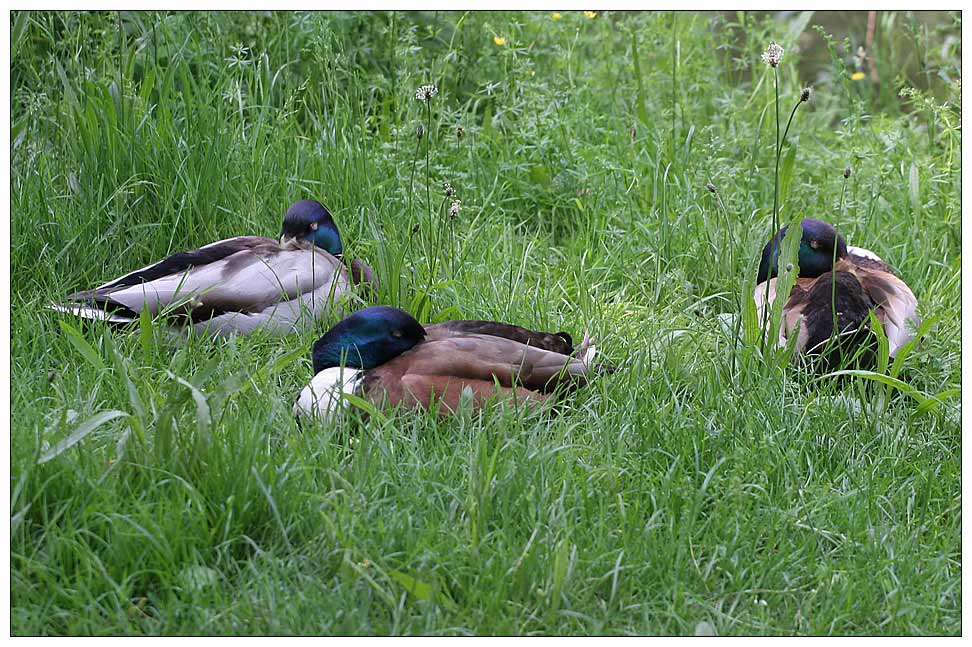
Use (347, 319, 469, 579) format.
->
(310, 222, 319, 231)
(391, 329, 403, 338)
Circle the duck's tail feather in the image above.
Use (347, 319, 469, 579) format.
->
(572, 331, 616, 375)
(47, 301, 137, 325)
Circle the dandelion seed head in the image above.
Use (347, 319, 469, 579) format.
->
(414, 84, 438, 102)
(761, 41, 784, 68)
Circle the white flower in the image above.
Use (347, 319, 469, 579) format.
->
(414, 84, 439, 102)
(761, 41, 784, 68)
(225, 42, 252, 69)
(449, 200, 461, 219)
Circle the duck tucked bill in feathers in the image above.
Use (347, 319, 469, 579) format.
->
(50, 200, 373, 336)
(294, 306, 605, 421)
(754, 218, 919, 367)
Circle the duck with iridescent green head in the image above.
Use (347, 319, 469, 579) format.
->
(293, 306, 607, 422)
(51, 200, 373, 336)
(754, 218, 919, 366)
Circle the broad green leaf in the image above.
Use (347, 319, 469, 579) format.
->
(820, 370, 927, 406)
(550, 539, 571, 607)
(11, 12, 30, 61)
(866, 311, 890, 376)
(777, 144, 797, 205)
(913, 388, 961, 416)
(890, 314, 938, 379)
(765, 215, 802, 361)
(58, 320, 106, 371)
(388, 569, 433, 601)
(138, 306, 154, 360)
(166, 371, 211, 439)
(109, 334, 146, 423)
(54, 58, 81, 116)
(341, 391, 390, 424)
(784, 11, 814, 49)
(909, 163, 920, 214)
(38, 410, 130, 464)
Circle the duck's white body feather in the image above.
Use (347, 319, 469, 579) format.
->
(52, 236, 365, 336)
(293, 367, 363, 421)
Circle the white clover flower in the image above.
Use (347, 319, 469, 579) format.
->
(414, 84, 439, 102)
(761, 41, 784, 68)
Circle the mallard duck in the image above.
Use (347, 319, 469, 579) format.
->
(754, 218, 919, 366)
(50, 200, 373, 336)
(293, 306, 604, 421)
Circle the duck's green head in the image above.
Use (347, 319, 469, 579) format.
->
(756, 218, 848, 283)
(281, 199, 343, 255)
(312, 306, 427, 373)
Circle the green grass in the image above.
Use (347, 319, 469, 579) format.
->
(10, 10, 961, 635)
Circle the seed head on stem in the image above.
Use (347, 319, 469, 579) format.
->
(414, 84, 438, 103)
(761, 41, 784, 68)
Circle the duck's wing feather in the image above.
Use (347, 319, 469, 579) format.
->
(64, 237, 351, 323)
(348, 259, 375, 290)
(366, 373, 552, 413)
(424, 320, 574, 354)
(847, 245, 896, 274)
(836, 259, 919, 356)
(785, 271, 882, 359)
(91, 236, 276, 291)
(361, 332, 594, 408)
(847, 245, 884, 264)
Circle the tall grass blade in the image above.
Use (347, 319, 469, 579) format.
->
(38, 410, 130, 464)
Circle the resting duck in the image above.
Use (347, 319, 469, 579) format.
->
(754, 218, 919, 366)
(50, 200, 373, 336)
(294, 306, 604, 421)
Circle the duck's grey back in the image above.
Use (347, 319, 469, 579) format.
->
(58, 236, 358, 337)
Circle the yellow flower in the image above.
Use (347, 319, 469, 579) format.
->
(493, 35, 506, 46)
(851, 71, 866, 81)
(584, 11, 597, 19)
(552, 12, 562, 20)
